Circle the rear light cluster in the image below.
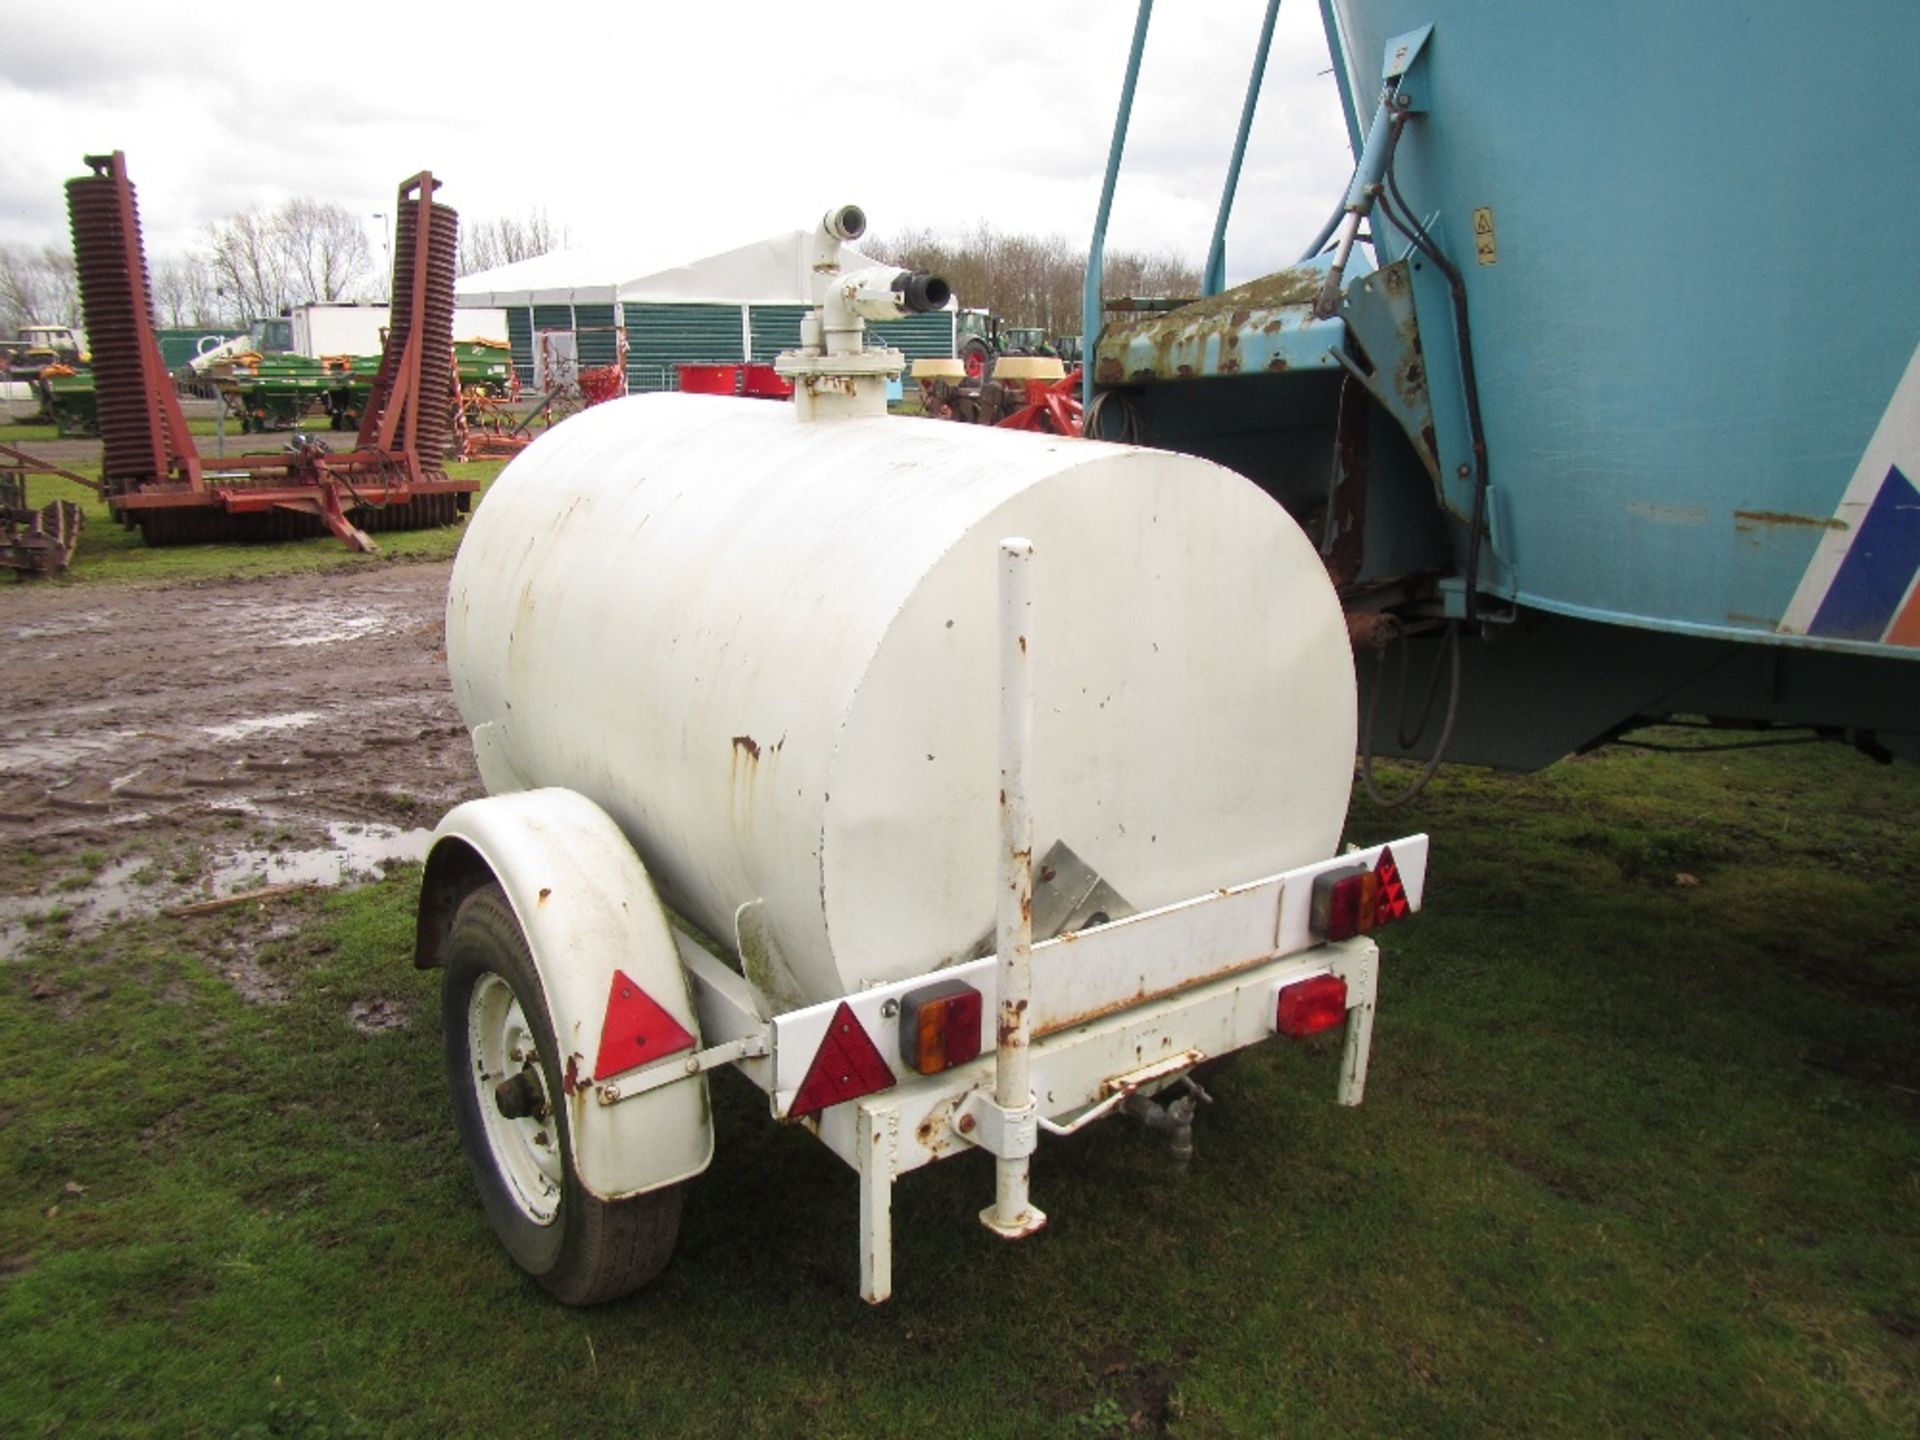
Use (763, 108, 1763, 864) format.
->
(1309, 846, 1410, 942)
(898, 980, 983, 1075)
(1279, 848, 1413, 1040)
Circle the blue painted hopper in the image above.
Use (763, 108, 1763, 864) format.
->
(1088, 0, 1920, 767)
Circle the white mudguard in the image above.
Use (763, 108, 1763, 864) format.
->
(422, 788, 713, 1199)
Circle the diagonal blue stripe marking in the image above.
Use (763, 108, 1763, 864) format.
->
(1810, 465, 1920, 640)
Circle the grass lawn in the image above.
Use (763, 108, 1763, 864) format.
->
(1, 457, 507, 585)
(2, 416, 241, 444)
(1, 734, 1914, 1436)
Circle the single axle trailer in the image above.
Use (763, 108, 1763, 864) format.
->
(419, 206, 1426, 1303)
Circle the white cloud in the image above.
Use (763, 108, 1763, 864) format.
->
(0, 0, 1356, 289)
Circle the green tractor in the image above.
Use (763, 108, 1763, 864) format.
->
(954, 311, 1079, 378)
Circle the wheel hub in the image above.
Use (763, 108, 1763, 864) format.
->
(468, 973, 563, 1225)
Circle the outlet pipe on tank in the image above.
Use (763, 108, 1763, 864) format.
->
(780, 205, 949, 419)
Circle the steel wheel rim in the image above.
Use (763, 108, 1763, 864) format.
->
(468, 972, 563, 1225)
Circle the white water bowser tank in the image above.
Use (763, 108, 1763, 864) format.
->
(447, 394, 1356, 1010)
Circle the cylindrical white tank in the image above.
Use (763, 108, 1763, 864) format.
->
(448, 394, 1355, 1010)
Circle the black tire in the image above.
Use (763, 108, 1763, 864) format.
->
(960, 337, 992, 379)
(442, 884, 683, 1305)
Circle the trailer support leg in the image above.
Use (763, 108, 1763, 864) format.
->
(856, 1100, 900, 1304)
(1336, 945, 1379, 1107)
(982, 537, 1047, 1241)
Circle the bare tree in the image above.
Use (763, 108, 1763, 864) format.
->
(459, 208, 567, 277)
(151, 255, 228, 330)
(277, 198, 373, 302)
(0, 244, 81, 337)
(204, 210, 290, 321)
(868, 224, 1199, 338)
(202, 197, 375, 320)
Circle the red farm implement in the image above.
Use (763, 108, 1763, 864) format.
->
(66, 153, 477, 551)
(915, 356, 1085, 437)
(0, 443, 95, 577)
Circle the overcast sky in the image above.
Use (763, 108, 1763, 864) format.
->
(1, 2, 1357, 290)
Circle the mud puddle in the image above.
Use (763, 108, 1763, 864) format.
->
(2, 815, 434, 961)
(207, 820, 433, 892)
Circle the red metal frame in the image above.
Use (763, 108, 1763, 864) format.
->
(94, 153, 203, 491)
(69, 155, 476, 552)
(994, 367, 1085, 436)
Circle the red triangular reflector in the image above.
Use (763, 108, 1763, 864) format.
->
(789, 1002, 896, 1118)
(592, 968, 697, 1081)
(1374, 846, 1410, 924)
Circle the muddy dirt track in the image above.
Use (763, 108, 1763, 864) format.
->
(0, 562, 480, 956)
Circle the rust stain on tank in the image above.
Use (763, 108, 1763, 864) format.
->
(1734, 510, 1847, 531)
(537, 886, 552, 906)
(732, 734, 761, 760)
(562, 1052, 587, 1097)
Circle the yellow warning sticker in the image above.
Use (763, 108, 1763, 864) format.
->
(1473, 207, 1497, 265)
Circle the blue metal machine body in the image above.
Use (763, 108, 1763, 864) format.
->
(1087, 0, 1920, 763)
(1326, 0, 1920, 656)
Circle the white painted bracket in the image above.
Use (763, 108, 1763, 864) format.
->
(955, 1090, 1040, 1160)
(595, 1035, 769, 1106)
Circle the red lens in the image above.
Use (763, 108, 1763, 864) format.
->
(1276, 974, 1348, 1037)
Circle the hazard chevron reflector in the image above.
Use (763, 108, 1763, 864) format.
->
(788, 1001, 896, 1118)
(1374, 846, 1410, 925)
(593, 969, 697, 1082)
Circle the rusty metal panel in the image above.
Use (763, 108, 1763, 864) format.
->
(1094, 262, 1346, 385)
